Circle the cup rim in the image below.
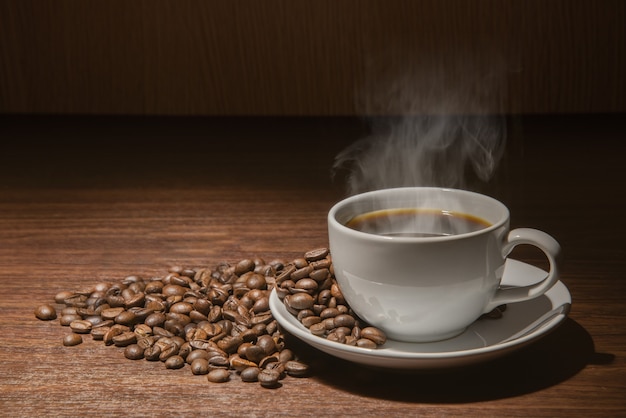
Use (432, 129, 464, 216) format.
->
(328, 187, 509, 242)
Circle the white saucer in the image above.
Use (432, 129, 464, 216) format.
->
(269, 259, 571, 370)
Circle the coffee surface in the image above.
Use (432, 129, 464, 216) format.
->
(345, 208, 491, 237)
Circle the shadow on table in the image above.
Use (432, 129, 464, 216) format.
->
(294, 319, 613, 403)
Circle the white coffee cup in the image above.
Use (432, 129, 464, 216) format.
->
(328, 187, 561, 343)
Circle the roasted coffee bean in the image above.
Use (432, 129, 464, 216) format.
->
(207, 369, 230, 383)
(115, 310, 137, 326)
(83, 315, 106, 326)
(276, 349, 292, 364)
(250, 312, 273, 326)
(144, 345, 162, 361)
(136, 336, 155, 350)
(144, 312, 166, 328)
(294, 278, 318, 294)
(153, 326, 174, 338)
(208, 355, 230, 368)
(275, 265, 296, 285)
(259, 354, 280, 369)
(69, 320, 93, 334)
(59, 314, 82, 326)
(235, 259, 255, 276)
(35, 304, 57, 321)
(91, 326, 110, 340)
(124, 344, 145, 360)
(309, 268, 329, 282)
(309, 322, 326, 336)
(101, 307, 125, 320)
(286, 293, 315, 310)
(361, 327, 387, 345)
(63, 333, 83, 346)
(240, 366, 260, 382)
(284, 360, 310, 377)
(258, 368, 281, 388)
(242, 345, 266, 364)
(134, 324, 153, 338)
(162, 284, 187, 298)
(304, 248, 329, 262)
(320, 307, 339, 319)
(256, 335, 276, 356)
(326, 331, 346, 344)
(191, 358, 209, 375)
(55, 291, 75, 304)
(265, 361, 286, 378)
(230, 355, 257, 372)
(124, 292, 145, 309)
(164, 355, 185, 369)
(356, 338, 377, 349)
(169, 302, 193, 315)
(334, 314, 356, 329)
(246, 273, 267, 290)
(113, 331, 137, 347)
(252, 297, 270, 314)
(291, 265, 314, 281)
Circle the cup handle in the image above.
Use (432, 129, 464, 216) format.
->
(484, 228, 562, 312)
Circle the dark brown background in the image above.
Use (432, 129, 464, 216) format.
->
(1, 1, 625, 416)
(1, 0, 625, 115)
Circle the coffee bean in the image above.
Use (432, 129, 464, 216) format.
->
(252, 297, 270, 314)
(234, 259, 255, 276)
(284, 360, 310, 377)
(188, 358, 208, 375)
(35, 304, 57, 321)
(361, 327, 387, 345)
(115, 310, 137, 326)
(245, 273, 267, 290)
(207, 369, 230, 383)
(258, 368, 281, 388)
(291, 265, 314, 281)
(356, 338, 377, 349)
(144, 345, 162, 361)
(229, 355, 257, 372)
(55, 291, 75, 304)
(256, 335, 276, 356)
(59, 314, 81, 326)
(113, 331, 138, 347)
(309, 322, 326, 336)
(278, 348, 294, 363)
(63, 333, 83, 346)
(309, 268, 329, 282)
(334, 314, 356, 329)
(69, 320, 93, 334)
(164, 355, 185, 369)
(91, 326, 111, 340)
(124, 344, 144, 360)
(286, 293, 315, 310)
(240, 366, 260, 382)
(304, 247, 329, 262)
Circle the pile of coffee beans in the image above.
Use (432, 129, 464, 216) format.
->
(35, 247, 505, 388)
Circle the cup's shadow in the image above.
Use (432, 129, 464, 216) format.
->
(288, 318, 610, 403)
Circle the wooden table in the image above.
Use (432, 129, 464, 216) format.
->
(1, 115, 624, 416)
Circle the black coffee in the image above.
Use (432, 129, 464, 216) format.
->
(345, 208, 491, 237)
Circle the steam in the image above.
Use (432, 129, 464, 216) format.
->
(334, 59, 508, 196)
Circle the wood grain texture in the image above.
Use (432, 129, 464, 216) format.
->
(0, 115, 625, 416)
(0, 0, 625, 115)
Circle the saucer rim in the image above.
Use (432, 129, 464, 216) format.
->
(269, 259, 571, 368)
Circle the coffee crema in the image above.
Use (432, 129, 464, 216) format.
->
(345, 208, 491, 237)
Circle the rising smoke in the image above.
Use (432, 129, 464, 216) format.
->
(334, 57, 508, 196)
